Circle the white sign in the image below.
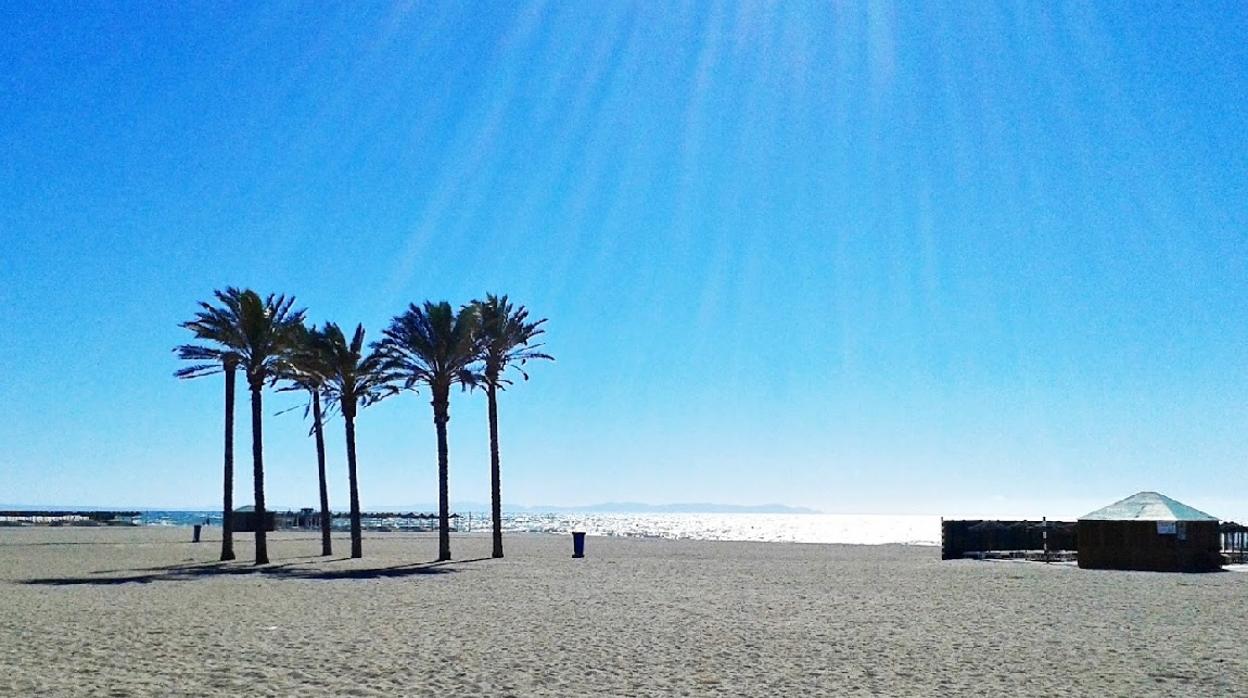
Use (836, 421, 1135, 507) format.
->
(1157, 521, 1177, 535)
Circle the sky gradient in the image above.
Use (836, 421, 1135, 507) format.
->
(2, 2, 1246, 519)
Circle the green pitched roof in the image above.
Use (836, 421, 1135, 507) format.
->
(1079, 492, 1217, 522)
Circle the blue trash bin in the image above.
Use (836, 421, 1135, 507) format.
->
(572, 531, 586, 558)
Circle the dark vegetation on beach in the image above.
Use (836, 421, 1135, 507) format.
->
(175, 288, 551, 565)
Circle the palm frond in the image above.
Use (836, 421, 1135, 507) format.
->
(469, 293, 554, 390)
(317, 322, 401, 417)
(175, 287, 305, 387)
(276, 322, 332, 391)
(174, 363, 224, 380)
(378, 301, 480, 394)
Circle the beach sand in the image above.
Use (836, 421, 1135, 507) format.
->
(2, 528, 1246, 696)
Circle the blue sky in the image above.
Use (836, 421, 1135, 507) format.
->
(2, 2, 1246, 518)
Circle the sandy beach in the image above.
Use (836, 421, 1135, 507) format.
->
(2, 528, 1246, 697)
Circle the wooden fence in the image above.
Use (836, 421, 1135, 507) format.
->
(0, 511, 141, 526)
(941, 519, 1078, 560)
(1222, 522, 1248, 564)
(272, 510, 466, 532)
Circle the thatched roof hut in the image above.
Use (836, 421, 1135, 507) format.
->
(1077, 492, 1220, 572)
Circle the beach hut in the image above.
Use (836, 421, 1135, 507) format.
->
(230, 506, 276, 533)
(1077, 492, 1221, 572)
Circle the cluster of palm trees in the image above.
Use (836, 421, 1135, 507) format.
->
(175, 288, 550, 566)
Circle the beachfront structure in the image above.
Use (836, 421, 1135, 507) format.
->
(1222, 522, 1248, 564)
(1077, 492, 1221, 572)
(940, 519, 1077, 560)
(231, 506, 276, 533)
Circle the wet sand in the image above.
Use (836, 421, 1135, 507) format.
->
(2, 528, 1246, 696)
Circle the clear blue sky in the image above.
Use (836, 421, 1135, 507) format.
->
(2, 2, 1245, 518)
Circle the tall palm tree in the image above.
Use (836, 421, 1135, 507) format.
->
(279, 324, 335, 557)
(380, 301, 479, 561)
(182, 288, 304, 565)
(173, 326, 241, 562)
(315, 323, 397, 559)
(471, 294, 553, 558)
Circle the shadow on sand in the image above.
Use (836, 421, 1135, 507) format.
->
(0, 534, 398, 548)
(90, 551, 344, 574)
(18, 557, 493, 586)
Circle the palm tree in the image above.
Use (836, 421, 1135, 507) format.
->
(315, 323, 397, 559)
(173, 324, 241, 562)
(279, 324, 335, 557)
(380, 301, 480, 561)
(471, 295, 553, 558)
(181, 288, 304, 565)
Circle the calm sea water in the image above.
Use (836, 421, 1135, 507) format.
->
(127, 511, 940, 546)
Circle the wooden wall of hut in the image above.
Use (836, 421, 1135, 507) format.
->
(231, 510, 276, 533)
(1077, 520, 1221, 572)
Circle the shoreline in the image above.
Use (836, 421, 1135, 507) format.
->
(0, 511, 944, 546)
(0, 523, 941, 547)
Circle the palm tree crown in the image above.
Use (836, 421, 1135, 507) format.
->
(242, 290, 305, 387)
(316, 323, 398, 416)
(472, 294, 553, 386)
(379, 301, 481, 399)
(278, 323, 330, 396)
(174, 286, 246, 380)
(177, 287, 306, 387)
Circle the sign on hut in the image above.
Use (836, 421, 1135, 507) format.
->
(1077, 492, 1221, 572)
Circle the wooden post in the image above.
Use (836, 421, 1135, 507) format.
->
(1043, 517, 1049, 563)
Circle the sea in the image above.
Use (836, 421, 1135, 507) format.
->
(86, 511, 942, 546)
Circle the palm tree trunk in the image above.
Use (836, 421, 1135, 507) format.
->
(250, 384, 269, 565)
(433, 390, 451, 561)
(345, 409, 363, 559)
(488, 383, 503, 558)
(312, 390, 332, 557)
(220, 363, 236, 562)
